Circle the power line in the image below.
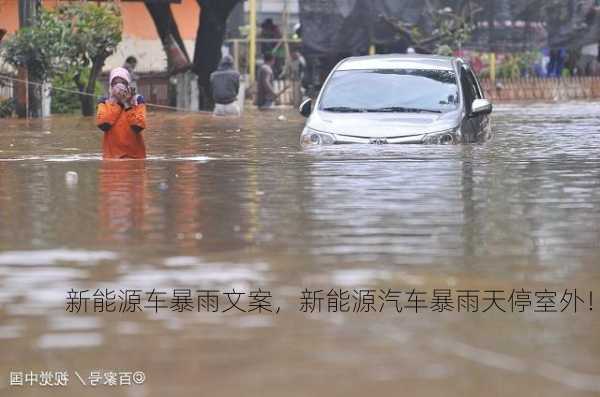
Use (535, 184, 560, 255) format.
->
(0, 74, 205, 113)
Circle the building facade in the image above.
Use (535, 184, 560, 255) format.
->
(0, 0, 200, 73)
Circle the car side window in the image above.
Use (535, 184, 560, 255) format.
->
(467, 69, 483, 99)
(460, 67, 476, 112)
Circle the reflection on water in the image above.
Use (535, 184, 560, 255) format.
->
(99, 161, 148, 243)
(0, 104, 599, 396)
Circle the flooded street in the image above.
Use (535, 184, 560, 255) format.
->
(0, 102, 599, 396)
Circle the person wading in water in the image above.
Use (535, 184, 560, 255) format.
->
(96, 67, 147, 159)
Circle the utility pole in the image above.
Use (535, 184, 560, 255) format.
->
(16, 0, 41, 118)
(248, 0, 257, 83)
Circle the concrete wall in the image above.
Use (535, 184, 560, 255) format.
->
(104, 39, 196, 73)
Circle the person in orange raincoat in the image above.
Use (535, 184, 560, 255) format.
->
(96, 67, 147, 159)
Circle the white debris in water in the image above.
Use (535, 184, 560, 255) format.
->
(65, 171, 78, 186)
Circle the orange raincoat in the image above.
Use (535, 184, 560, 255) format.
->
(96, 97, 147, 159)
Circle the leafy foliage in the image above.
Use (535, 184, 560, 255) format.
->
(55, 3, 122, 74)
(0, 98, 15, 118)
(51, 70, 102, 114)
(0, 3, 122, 115)
(382, 1, 482, 54)
(0, 10, 69, 81)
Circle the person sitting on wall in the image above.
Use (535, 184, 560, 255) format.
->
(96, 67, 147, 159)
(210, 55, 241, 117)
(260, 19, 281, 57)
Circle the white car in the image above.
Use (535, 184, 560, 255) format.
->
(299, 54, 492, 145)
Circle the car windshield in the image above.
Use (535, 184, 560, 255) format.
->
(319, 69, 459, 113)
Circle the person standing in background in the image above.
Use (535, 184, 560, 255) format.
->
(260, 19, 285, 77)
(210, 55, 241, 117)
(256, 53, 277, 110)
(123, 56, 139, 90)
(260, 19, 281, 57)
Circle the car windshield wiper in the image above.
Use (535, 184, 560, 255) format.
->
(366, 107, 442, 114)
(322, 106, 367, 113)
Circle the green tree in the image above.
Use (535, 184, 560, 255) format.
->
(1, 8, 67, 116)
(381, 1, 483, 54)
(0, 3, 122, 116)
(57, 3, 122, 116)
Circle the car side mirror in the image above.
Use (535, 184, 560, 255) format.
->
(471, 99, 492, 116)
(299, 98, 312, 117)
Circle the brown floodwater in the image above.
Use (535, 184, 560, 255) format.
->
(0, 103, 599, 396)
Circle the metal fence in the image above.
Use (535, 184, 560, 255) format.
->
(481, 76, 600, 101)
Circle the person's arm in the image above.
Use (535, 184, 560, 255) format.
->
(124, 95, 146, 133)
(96, 99, 121, 132)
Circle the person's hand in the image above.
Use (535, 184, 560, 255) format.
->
(124, 87, 137, 108)
(126, 86, 136, 101)
(118, 87, 136, 109)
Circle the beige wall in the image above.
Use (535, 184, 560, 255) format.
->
(105, 38, 196, 72)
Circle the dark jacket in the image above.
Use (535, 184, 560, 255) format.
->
(210, 56, 240, 105)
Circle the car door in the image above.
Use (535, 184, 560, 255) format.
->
(467, 67, 492, 142)
(460, 65, 491, 143)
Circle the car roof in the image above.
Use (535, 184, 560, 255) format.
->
(336, 54, 457, 71)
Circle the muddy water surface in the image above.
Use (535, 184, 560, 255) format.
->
(0, 103, 599, 396)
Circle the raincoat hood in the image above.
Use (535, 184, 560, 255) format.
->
(109, 67, 131, 85)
